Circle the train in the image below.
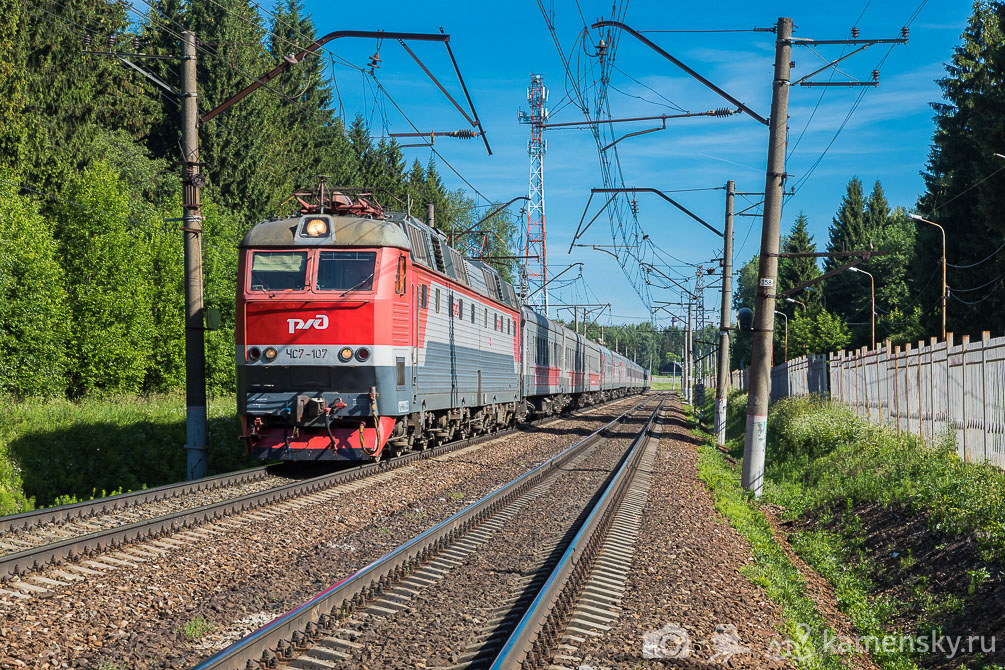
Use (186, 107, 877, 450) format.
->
(235, 188, 649, 461)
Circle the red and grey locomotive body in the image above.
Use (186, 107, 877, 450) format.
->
(237, 194, 522, 461)
(237, 191, 648, 462)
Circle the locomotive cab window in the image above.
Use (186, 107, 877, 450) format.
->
(250, 251, 307, 292)
(316, 251, 376, 292)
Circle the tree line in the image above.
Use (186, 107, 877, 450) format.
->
(0, 0, 516, 400)
(731, 1, 1005, 369)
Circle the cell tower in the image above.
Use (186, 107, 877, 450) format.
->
(518, 74, 548, 315)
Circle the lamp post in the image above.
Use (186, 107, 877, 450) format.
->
(908, 213, 947, 341)
(773, 310, 788, 362)
(848, 267, 875, 350)
(784, 297, 805, 314)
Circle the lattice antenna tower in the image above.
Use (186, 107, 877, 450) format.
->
(518, 74, 549, 315)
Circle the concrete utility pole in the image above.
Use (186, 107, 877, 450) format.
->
(715, 180, 734, 446)
(181, 31, 208, 480)
(685, 301, 693, 403)
(742, 17, 791, 497)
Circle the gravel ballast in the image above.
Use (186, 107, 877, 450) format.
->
(572, 399, 794, 669)
(0, 397, 643, 669)
(316, 406, 657, 670)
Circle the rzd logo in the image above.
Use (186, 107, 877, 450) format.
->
(287, 314, 329, 334)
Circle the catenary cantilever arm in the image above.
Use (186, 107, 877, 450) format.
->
(592, 20, 768, 126)
(202, 30, 450, 122)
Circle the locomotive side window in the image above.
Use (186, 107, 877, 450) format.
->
(471, 304, 475, 323)
(316, 251, 376, 292)
(435, 288, 441, 313)
(420, 284, 428, 309)
(250, 251, 307, 292)
(394, 255, 407, 295)
(458, 299, 464, 320)
(484, 309, 488, 327)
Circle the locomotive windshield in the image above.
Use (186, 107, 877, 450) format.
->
(250, 252, 307, 291)
(317, 251, 376, 292)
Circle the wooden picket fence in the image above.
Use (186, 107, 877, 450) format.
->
(728, 333, 1005, 469)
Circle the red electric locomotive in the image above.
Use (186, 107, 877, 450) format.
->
(237, 188, 523, 461)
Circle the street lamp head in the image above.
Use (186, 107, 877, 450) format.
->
(847, 267, 861, 273)
(785, 297, 795, 303)
(908, 213, 924, 222)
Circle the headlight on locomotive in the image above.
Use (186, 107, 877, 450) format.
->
(263, 347, 278, 362)
(303, 217, 329, 237)
(355, 347, 370, 362)
(338, 347, 354, 362)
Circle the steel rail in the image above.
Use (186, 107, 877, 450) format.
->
(490, 395, 665, 669)
(0, 465, 274, 534)
(0, 396, 643, 578)
(189, 395, 656, 670)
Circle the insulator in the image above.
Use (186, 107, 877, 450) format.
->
(901, 26, 909, 39)
(132, 36, 140, 51)
(711, 107, 733, 117)
(851, 26, 859, 39)
(871, 69, 880, 82)
(445, 129, 477, 139)
(83, 33, 92, 49)
(108, 35, 115, 49)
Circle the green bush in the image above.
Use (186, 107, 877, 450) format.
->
(54, 161, 156, 396)
(0, 177, 70, 399)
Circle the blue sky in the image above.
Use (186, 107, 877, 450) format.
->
(294, 0, 972, 326)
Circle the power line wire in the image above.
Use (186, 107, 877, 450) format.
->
(946, 238, 1005, 269)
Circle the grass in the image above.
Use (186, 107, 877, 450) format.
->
(688, 403, 848, 669)
(709, 390, 1005, 670)
(760, 395, 1005, 562)
(650, 380, 681, 390)
(0, 393, 253, 514)
(180, 617, 216, 642)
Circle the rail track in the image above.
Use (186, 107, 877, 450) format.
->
(0, 395, 643, 582)
(190, 394, 665, 670)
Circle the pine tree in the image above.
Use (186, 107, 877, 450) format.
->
(0, 5, 27, 172)
(825, 177, 870, 327)
(19, 0, 160, 189)
(188, 0, 284, 224)
(777, 213, 821, 313)
(865, 179, 892, 230)
(918, 1, 1005, 337)
(267, 0, 345, 199)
